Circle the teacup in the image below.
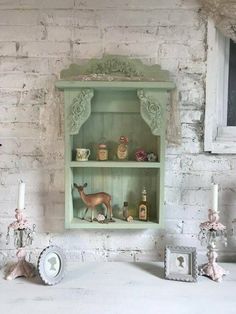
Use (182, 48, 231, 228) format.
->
(76, 148, 90, 161)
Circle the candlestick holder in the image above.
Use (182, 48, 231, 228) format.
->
(5, 208, 36, 280)
(198, 208, 228, 282)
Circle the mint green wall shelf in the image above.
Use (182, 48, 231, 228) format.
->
(56, 57, 175, 229)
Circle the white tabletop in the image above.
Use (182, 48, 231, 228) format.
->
(0, 262, 235, 314)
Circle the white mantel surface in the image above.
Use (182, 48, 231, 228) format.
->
(0, 262, 235, 314)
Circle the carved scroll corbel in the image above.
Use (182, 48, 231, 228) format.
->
(69, 89, 94, 135)
(137, 89, 163, 136)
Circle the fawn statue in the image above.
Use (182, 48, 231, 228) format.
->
(74, 183, 114, 222)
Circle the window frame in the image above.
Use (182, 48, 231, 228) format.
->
(204, 18, 236, 154)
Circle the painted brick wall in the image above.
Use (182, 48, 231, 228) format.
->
(0, 0, 236, 266)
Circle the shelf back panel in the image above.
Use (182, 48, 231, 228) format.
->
(72, 167, 159, 223)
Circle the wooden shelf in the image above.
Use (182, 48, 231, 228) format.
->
(69, 217, 161, 229)
(70, 161, 160, 168)
(56, 58, 175, 229)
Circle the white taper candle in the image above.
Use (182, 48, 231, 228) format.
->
(17, 180, 25, 210)
(212, 183, 218, 212)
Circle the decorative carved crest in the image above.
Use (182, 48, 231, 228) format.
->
(137, 89, 163, 136)
(61, 55, 170, 81)
(70, 89, 94, 135)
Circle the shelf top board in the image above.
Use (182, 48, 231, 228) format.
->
(55, 80, 175, 91)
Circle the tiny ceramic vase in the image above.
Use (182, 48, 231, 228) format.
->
(117, 136, 128, 160)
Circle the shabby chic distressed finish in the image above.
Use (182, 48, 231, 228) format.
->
(164, 246, 198, 282)
(70, 89, 94, 135)
(5, 208, 36, 280)
(137, 89, 164, 136)
(56, 56, 175, 229)
(60, 55, 170, 81)
(37, 245, 66, 286)
(199, 208, 228, 282)
(204, 18, 236, 154)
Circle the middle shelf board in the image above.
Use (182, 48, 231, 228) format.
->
(70, 161, 161, 168)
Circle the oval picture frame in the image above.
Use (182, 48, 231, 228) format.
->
(37, 245, 66, 285)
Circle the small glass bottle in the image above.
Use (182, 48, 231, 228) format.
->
(123, 201, 129, 220)
(97, 143, 108, 161)
(138, 187, 149, 221)
(117, 136, 128, 160)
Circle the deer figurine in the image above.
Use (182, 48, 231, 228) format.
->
(74, 183, 114, 222)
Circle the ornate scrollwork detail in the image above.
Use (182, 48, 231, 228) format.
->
(70, 89, 94, 135)
(60, 55, 170, 81)
(137, 89, 162, 135)
(89, 55, 140, 77)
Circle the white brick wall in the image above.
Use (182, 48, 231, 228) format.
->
(0, 0, 236, 267)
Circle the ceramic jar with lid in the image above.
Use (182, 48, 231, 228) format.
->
(97, 143, 108, 161)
